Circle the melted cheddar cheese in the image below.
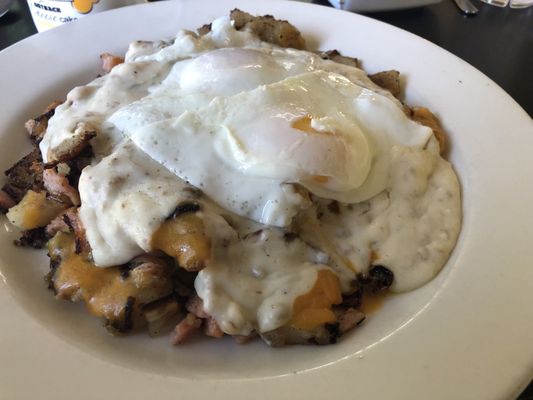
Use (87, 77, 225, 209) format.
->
(290, 269, 342, 330)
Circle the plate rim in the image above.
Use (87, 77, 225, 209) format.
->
(1, 1, 533, 399)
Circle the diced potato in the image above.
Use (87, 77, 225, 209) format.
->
(7, 190, 66, 230)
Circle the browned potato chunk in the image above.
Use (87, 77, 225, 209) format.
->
(7, 190, 66, 230)
(2, 148, 43, 203)
(369, 70, 401, 98)
(47, 123, 96, 163)
(144, 298, 180, 337)
(318, 50, 360, 68)
(230, 9, 306, 49)
(410, 107, 447, 154)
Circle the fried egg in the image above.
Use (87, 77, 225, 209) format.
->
(126, 70, 431, 226)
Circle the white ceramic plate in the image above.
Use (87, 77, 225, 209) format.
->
(1, 1, 533, 399)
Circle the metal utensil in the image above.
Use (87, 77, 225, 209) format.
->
(0, 0, 14, 18)
(452, 0, 479, 14)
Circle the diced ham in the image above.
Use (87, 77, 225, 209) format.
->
(43, 168, 80, 206)
(45, 209, 71, 237)
(46, 207, 90, 253)
(185, 295, 209, 319)
(0, 190, 15, 213)
(185, 295, 224, 338)
(100, 53, 124, 73)
(171, 313, 202, 345)
(204, 318, 224, 338)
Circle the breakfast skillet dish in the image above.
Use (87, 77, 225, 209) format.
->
(0, 10, 461, 346)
